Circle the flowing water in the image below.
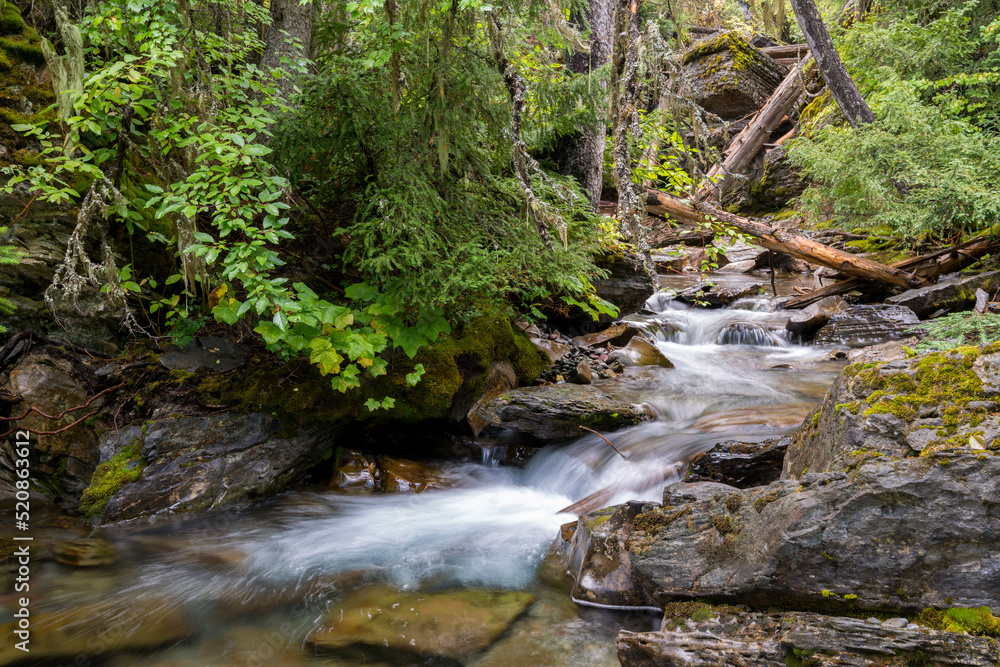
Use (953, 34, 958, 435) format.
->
(7, 274, 848, 667)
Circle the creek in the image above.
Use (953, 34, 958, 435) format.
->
(14, 275, 848, 666)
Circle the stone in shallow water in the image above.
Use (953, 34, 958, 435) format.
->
(887, 269, 1000, 318)
(306, 586, 534, 662)
(811, 304, 920, 347)
(607, 338, 674, 367)
(0, 597, 194, 665)
(690, 404, 813, 433)
(52, 537, 116, 567)
(685, 437, 790, 488)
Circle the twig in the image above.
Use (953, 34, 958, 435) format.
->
(0, 409, 101, 438)
(577, 425, 630, 461)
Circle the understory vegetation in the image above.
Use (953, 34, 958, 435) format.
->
(788, 0, 1000, 240)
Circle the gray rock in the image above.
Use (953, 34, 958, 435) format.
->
(99, 413, 336, 524)
(812, 304, 920, 347)
(592, 251, 657, 319)
(627, 453, 1000, 613)
(470, 384, 651, 440)
(607, 338, 674, 368)
(716, 259, 758, 274)
(881, 617, 909, 628)
(567, 502, 658, 609)
(784, 345, 998, 479)
(845, 337, 918, 364)
(685, 437, 789, 488)
(887, 270, 1000, 318)
(158, 336, 249, 373)
(617, 612, 1000, 667)
(0, 351, 99, 505)
(713, 239, 763, 264)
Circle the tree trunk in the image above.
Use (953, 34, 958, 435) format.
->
(556, 0, 613, 209)
(783, 236, 999, 308)
(643, 188, 927, 289)
(611, 0, 654, 274)
(259, 0, 315, 102)
(697, 55, 813, 202)
(789, 0, 875, 128)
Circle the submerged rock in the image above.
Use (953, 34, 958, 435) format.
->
(690, 404, 813, 432)
(617, 611, 1000, 667)
(608, 338, 674, 368)
(0, 596, 194, 665)
(471, 384, 651, 440)
(306, 585, 534, 662)
(716, 322, 775, 346)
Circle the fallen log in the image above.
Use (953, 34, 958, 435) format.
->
(760, 44, 810, 59)
(783, 235, 999, 308)
(644, 188, 927, 289)
(697, 54, 813, 202)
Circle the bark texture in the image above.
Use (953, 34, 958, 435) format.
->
(556, 0, 613, 209)
(259, 0, 315, 101)
(790, 0, 875, 128)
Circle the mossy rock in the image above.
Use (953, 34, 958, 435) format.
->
(79, 442, 146, 519)
(917, 607, 1000, 637)
(196, 314, 548, 426)
(681, 31, 787, 120)
(0, 3, 54, 166)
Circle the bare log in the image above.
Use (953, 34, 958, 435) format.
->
(783, 236, 999, 308)
(760, 44, 809, 59)
(697, 54, 813, 202)
(643, 189, 927, 289)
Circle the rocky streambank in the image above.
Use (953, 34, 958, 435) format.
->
(563, 338, 1000, 665)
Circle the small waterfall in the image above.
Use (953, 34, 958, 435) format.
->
(717, 323, 777, 346)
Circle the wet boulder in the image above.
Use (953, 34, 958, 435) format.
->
(306, 585, 534, 662)
(811, 304, 919, 347)
(0, 596, 194, 665)
(571, 322, 642, 349)
(470, 384, 651, 440)
(592, 251, 658, 319)
(566, 501, 659, 609)
(607, 338, 674, 368)
(685, 437, 789, 488)
(95, 413, 336, 524)
(716, 322, 775, 346)
(629, 452, 1000, 613)
(617, 611, 1000, 667)
(681, 32, 787, 120)
(886, 270, 1000, 318)
(676, 282, 764, 308)
(158, 336, 249, 373)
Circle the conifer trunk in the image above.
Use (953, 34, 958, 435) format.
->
(556, 0, 613, 210)
(789, 0, 875, 128)
(260, 0, 315, 102)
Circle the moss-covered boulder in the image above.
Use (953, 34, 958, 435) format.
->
(196, 313, 549, 425)
(470, 383, 651, 440)
(91, 412, 336, 524)
(784, 343, 1000, 479)
(681, 31, 787, 121)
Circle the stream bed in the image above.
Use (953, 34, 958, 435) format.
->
(6, 274, 850, 667)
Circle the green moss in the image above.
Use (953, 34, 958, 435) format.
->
(661, 601, 745, 630)
(724, 494, 743, 513)
(0, 36, 43, 66)
(753, 488, 782, 513)
(197, 313, 548, 425)
(916, 607, 1000, 636)
(633, 506, 691, 533)
(711, 514, 738, 534)
(0, 3, 27, 35)
(79, 443, 147, 519)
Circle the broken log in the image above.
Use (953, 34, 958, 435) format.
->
(760, 44, 809, 59)
(697, 54, 813, 202)
(783, 235, 999, 308)
(643, 188, 928, 290)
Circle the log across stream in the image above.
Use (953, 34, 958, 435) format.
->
(14, 275, 850, 667)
